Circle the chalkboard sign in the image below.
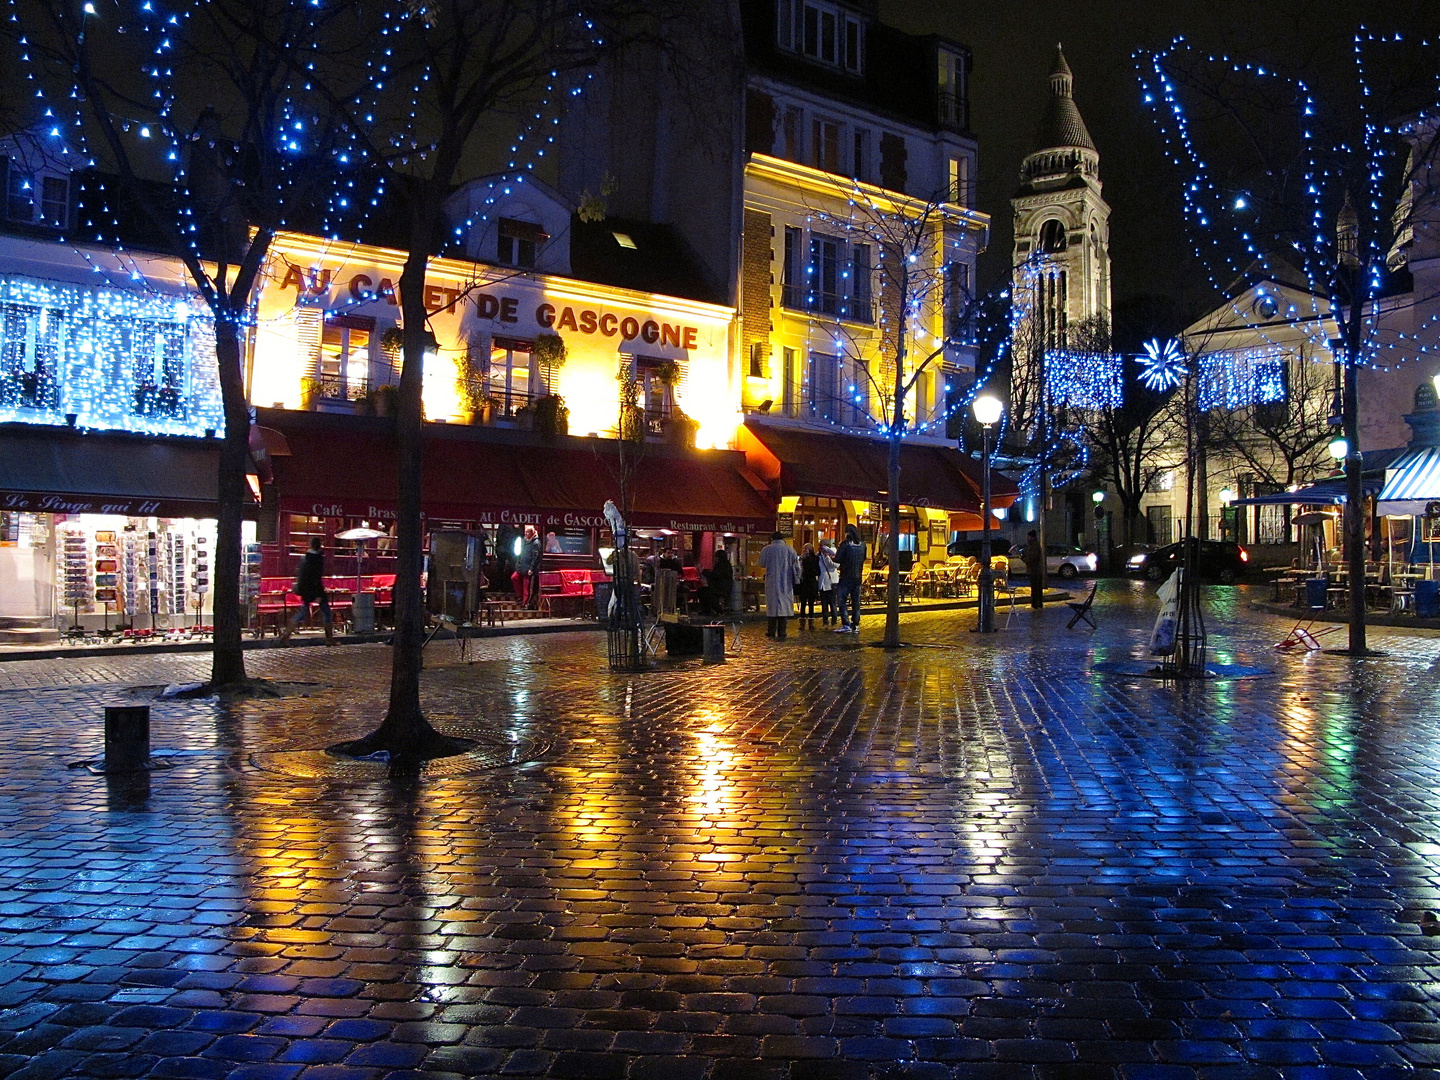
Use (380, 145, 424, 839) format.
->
(775, 513, 794, 537)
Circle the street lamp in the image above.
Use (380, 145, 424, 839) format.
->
(1329, 436, 1348, 461)
(972, 393, 1004, 633)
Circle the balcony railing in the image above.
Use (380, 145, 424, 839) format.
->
(780, 290, 874, 325)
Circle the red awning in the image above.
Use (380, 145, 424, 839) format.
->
(739, 419, 1019, 513)
(269, 424, 775, 533)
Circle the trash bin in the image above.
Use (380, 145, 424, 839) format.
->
(351, 591, 375, 633)
(1416, 579, 1439, 618)
(702, 624, 726, 664)
(1304, 578, 1328, 611)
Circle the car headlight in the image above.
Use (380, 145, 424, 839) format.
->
(1127, 554, 1145, 566)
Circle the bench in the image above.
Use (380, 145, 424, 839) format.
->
(539, 568, 611, 618)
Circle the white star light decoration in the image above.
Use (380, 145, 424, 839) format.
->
(1138, 339, 1186, 392)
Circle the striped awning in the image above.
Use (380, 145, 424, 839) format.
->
(1377, 447, 1440, 515)
(1231, 477, 1379, 506)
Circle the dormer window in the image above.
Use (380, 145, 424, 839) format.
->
(937, 48, 966, 129)
(497, 217, 547, 268)
(776, 1, 864, 74)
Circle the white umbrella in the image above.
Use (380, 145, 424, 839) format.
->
(336, 526, 387, 594)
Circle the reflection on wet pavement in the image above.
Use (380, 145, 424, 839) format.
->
(1, 582, 1440, 1076)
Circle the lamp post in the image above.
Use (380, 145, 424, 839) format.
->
(972, 393, 1004, 633)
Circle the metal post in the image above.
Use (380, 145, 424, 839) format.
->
(978, 424, 995, 633)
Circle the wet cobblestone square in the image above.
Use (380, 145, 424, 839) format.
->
(2, 582, 1440, 1078)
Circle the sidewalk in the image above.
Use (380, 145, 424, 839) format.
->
(4, 582, 1440, 1076)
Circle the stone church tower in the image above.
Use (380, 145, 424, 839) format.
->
(1011, 46, 1112, 424)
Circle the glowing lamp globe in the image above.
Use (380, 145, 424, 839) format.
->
(972, 394, 1003, 427)
(1328, 436, 1348, 461)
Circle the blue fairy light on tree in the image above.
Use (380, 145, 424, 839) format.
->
(1138, 338, 1186, 392)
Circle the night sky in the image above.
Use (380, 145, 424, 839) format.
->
(884, 0, 1440, 332)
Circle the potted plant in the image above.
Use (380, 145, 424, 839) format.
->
(534, 393, 569, 437)
(618, 374, 646, 442)
(533, 332, 568, 387)
(667, 407, 700, 448)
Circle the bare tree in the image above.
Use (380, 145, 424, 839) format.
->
(1140, 31, 1440, 653)
(15, 0, 367, 689)
(805, 194, 982, 649)
(321, 0, 682, 758)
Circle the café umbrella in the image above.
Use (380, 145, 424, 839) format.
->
(336, 526, 387, 595)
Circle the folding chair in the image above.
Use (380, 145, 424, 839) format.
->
(1275, 583, 1341, 650)
(1065, 579, 1098, 629)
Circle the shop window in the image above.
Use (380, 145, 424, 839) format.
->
(490, 337, 535, 416)
(497, 218, 547, 268)
(0, 303, 63, 410)
(315, 314, 372, 402)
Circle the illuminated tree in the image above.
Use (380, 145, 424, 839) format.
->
(1139, 30, 1440, 652)
(804, 193, 986, 649)
(13, 0, 370, 689)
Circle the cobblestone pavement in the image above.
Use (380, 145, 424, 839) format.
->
(4, 580, 1440, 1079)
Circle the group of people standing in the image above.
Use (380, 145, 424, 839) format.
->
(758, 526, 866, 639)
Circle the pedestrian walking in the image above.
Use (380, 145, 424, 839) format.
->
(758, 531, 801, 639)
(280, 536, 335, 644)
(1023, 528, 1045, 608)
(817, 538, 839, 627)
(834, 525, 866, 633)
(797, 544, 820, 628)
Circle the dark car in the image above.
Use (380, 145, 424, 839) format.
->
(947, 537, 1012, 559)
(1138, 539, 1249, 584)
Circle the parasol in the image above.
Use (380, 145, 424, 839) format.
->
(336, 526, 387, 594)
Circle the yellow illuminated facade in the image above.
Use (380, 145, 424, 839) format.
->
(249, 232, 737, 448)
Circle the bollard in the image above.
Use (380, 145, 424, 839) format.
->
(104, 705, 150, 771)
(702, 624, 726, 664)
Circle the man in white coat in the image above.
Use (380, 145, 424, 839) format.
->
(759, 531, 801, 640)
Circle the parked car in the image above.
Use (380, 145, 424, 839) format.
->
(1122, 544, 1158, 576)
(947, 537, 1012, 559)
(1014, 543, 1099, 579)
(1137, 539, 1250, 583)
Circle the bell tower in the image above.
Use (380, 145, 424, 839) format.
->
(1011, 46, 1112, 407)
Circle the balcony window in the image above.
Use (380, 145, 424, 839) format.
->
(937, 49, 967, 129)
(793, 233, 873, 323)
(812, 118, 840, 174)
(490, 337, 536, 416)
(314, 315, 372, 402)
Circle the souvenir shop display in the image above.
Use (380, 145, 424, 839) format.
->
(60, 529, 90, 628)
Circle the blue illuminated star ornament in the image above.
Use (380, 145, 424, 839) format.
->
(1138, 338, 1186, 392)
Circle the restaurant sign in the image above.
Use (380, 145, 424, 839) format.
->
(287, 496, 761, 533)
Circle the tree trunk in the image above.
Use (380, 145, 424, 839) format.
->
(332, 246, 460, 760)
(209, 319, 249, 688)
(883, 431, 902, 649)
(1343, 315, 1367, 654)
(882, 326, 906, 650)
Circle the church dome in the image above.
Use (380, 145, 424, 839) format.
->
(1030, 46, 1095, 153)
